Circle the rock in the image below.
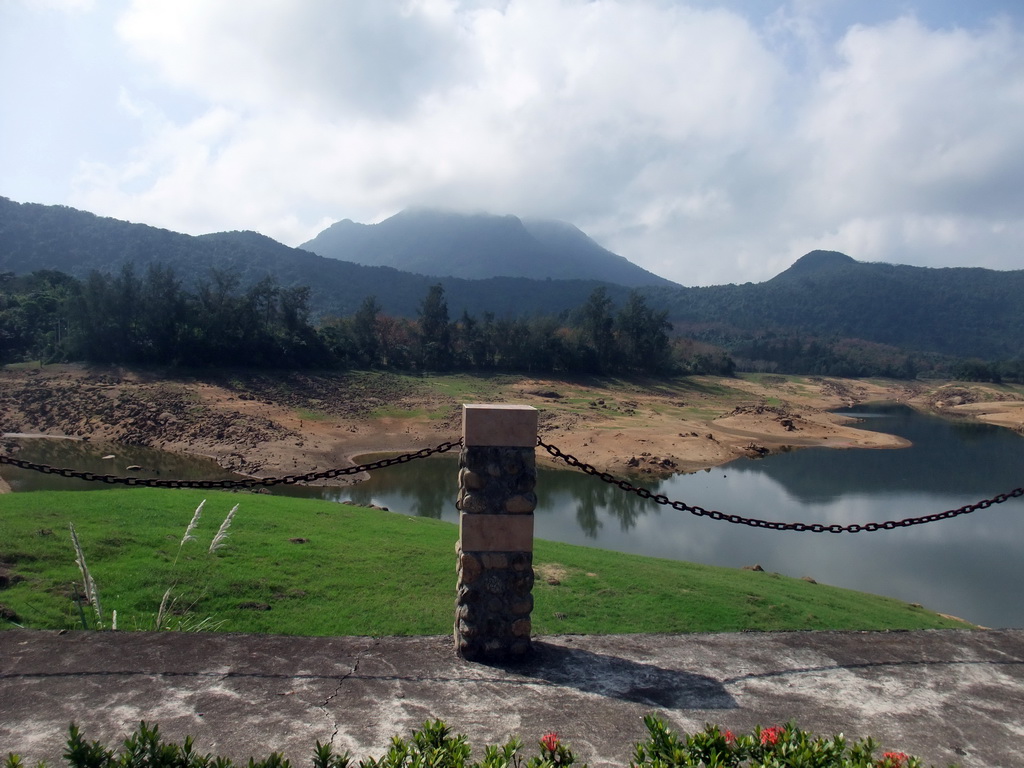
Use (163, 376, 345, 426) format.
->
(527, 389, 562, 399)
(0, 567, 25, 589)
(0, 604, 21, 623)
(742, 564, 765, 572)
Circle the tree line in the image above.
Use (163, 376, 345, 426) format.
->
(724, 332, 1023, 383)
(0, 266, 732, 376)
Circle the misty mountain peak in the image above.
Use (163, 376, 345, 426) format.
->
(300, 208, 674, 287)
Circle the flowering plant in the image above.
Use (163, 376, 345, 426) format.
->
(4, 718, 951, 768)
(877, 753, 911, 768)
(631, 717, 932, 768)
(528, 730, 578, 768)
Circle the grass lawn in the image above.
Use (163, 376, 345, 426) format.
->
(0, 488, 970, 635)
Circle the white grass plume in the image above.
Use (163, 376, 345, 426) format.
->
(181, 499, 206, 545)
(155, 587, 172, 630)
(173, 499, 206, 565)
(209, 504, 238, 553)
(69, 523, 103, 627)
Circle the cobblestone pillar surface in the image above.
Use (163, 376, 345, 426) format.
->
(455, 404, 538, 662)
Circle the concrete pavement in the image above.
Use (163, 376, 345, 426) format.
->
(2, 629, 1023, 767)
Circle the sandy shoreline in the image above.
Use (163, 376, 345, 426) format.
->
(1, 366, 1022, 488)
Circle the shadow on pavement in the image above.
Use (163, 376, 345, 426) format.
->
(495, 640, 737, 709)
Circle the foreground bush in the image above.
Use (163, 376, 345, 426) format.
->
(631, 716, 936, 767)
(3, 717, 950, 768)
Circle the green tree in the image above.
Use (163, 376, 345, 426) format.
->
(139, 264, 187, 363)
(352, 296, 382, 366)
(578, 287, 616, 372)
(417, 283, 452, 370)
(615, 291, 673, 373)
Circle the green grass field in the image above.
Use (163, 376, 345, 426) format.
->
(0, 488, 970, 635)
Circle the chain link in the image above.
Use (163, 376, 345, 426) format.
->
(537, 438, 1024, 533)
(8, 436, 1021, 530)
(0, 440, 461, 489)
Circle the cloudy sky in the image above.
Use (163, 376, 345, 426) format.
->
(2, 0, 1023, 286)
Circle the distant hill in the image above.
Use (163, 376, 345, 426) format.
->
(300, 208, 674, 287)
(645, 250, 1024, 360)
(779, 249, 858, 276)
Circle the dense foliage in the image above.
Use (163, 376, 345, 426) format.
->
(0, 268, 708, 375)
(0, 267, 327, 368)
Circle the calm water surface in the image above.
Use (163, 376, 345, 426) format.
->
(0, 438, 239, 491)
(5, 404, 1023, 627)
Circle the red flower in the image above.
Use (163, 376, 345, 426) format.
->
(760, 726, 783, 746)
(540, 733, 559, 752)
(880, 752, 909, 766)
(724, 729, 735, 745)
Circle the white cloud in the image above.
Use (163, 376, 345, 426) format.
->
(52, 1, 1024, 286)
(115, 0, 470, 117)
(789, 215, 1024, 272)
(791, 16, 1024, 269)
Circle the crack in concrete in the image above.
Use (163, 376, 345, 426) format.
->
(319, 637, 382, 748)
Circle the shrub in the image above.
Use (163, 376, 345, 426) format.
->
(3, 718, 952, 768)
(630, 717, 936, 767)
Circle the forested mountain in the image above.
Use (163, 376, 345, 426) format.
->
(0, 197, 633, 319)
(300, 208, 673, 286)
(645, 250, 1024, 361)
(2, 197, 1022, 366)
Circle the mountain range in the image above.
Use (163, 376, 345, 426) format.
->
(2, 196, 1022, 361)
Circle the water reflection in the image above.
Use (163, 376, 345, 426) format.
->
(0, 437, 238, 492)
(736, 405, 1024, 502)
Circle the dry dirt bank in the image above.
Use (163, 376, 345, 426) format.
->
(1, 365, 1022, 483)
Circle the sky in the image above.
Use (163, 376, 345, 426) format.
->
(2, 0, 1023, 287)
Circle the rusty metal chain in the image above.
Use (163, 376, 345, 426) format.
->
(538, 438, 1024, 533)
(0, 440, 461, 490)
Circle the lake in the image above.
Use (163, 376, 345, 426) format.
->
(4, 403, 1023, 627)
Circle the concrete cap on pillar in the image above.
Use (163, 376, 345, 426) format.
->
(463, 404, 538, 447)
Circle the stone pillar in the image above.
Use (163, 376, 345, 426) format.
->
(455, 404, 538, 662)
